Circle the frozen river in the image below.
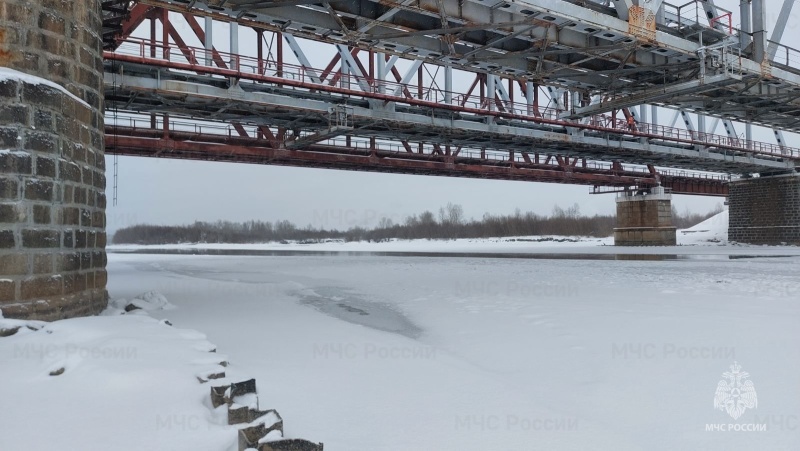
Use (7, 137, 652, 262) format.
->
(108, 250, 800, 450)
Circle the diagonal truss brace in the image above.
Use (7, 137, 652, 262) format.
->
(284, 33, 322, 84)
(721, 119, 738, 140)
(774, 129, 788, 154)
(561, 74, 739, 119)
(767, 0, 794, 61)
(335, 44, 373, 93)
(392, 60, 425, 97)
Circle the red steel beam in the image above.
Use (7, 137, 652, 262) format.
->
(104, 128, 728, 195)
(105, 135, 646, 185)
(180, 13, 229, 69)
(166, 22, 201, 66)
(104, 49, 794, 161)
(111, 4, 153, 50)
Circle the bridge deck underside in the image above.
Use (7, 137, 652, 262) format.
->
(105, 60, 794, 175)
(99, 1, 800, 196)
(105, 70, 732, 194)
(125, 0, 800, 132)
(105, 128, 729, 196)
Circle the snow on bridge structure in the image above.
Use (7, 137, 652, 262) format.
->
(2, 0, 800, 319)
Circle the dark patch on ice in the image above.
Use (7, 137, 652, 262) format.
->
(337, 303, 369, 315)
(296, 287, 422, 339)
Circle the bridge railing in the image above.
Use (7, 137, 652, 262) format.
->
(766, 40, 800, 68)
(108, 115, 239, 137)
(662, 1, 732, 35)
(108, 111, 732, 183)
(109, 38, 800, 161)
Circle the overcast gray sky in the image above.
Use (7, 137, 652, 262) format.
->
(107, 0, 791, 233)
(105, 157, 723, 233)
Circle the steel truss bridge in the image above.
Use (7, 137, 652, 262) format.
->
(101, 0, 800, 196)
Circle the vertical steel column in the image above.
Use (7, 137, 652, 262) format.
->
(526, 81, 534, 116)
(479, 75, 485, 106)
(746, 122, 753, 149)
(739, 0, 751, 51)
(444, 65, 452, 104)
(205, 16, 213, 66)
(162, 113, 170, 138)
(369, 50, 374, 84)
(655, 2, 665, 25)
(342, 58, 349, 89)
(229, 22, 239, 70)
(486, 73, 495, 111)
(277, 32, 283, 77)
(639, 104, 648, 133)
(376, 52, 386, 94)
(256, 29, 264, 75)
(752, 0, 766, 62)
(698, 113, 706, 141)
(417, 65, 423, 99)
(571, 91, 580, 112)
(651, 105, 658, 129)
(150, 16, 157, 57)
(161, 9, 169, 59)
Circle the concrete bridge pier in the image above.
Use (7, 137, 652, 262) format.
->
(614, 186, 677, 246)
(0, 0, 108, 319)
(728, 174, 800, 245)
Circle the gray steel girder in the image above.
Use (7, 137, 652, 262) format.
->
(104, 71, 794, 174)
(135, 0, 800, 133)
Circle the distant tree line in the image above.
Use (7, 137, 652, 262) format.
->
(112, 202, 723, 245)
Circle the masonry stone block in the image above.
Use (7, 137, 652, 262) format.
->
(614, 189, 677, 246)
(0, 179, 19, 200)
(0, 230, 15, 248)
(0, 0, 107, 319)
(729, 174, 800, 245)
(0, 254, 27, 275)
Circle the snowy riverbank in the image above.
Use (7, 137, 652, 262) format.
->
(3, 209, 798, 450)
(101, 243, 799, 450)
(108, 210, 799, 256)
(0, 311, 237, 450)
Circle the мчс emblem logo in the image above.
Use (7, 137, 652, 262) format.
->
(713, 361, 758, 420)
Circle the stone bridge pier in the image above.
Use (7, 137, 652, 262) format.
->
(0, 0, 108, 319)
(614, 186, 677, 246)
(728, 174, 800, 245)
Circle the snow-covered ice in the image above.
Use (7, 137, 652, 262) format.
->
(101, 242, 800, 450)
(106, 290, 177, 314)
(0, 313, 254, 450)
(3, 211, 798, 450)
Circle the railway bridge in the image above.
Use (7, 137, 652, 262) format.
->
(1, 0, 799, 318)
